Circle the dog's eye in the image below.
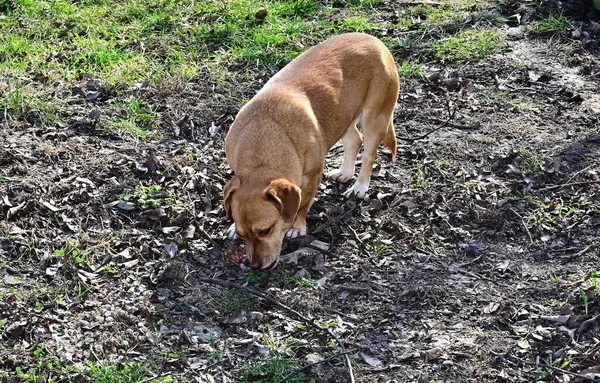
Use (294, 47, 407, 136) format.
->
(257, 227, 273, 237)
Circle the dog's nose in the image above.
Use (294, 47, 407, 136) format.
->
(244, 258, 262, 270)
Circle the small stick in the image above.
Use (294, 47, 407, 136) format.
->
(339, 284, 370, 293)
(276, 349, 356, 383)
(397, 98, 457, 143)
(537, 180, 600, 192)
(197, 223, 222, 249)
(561, 245, 592, 263)
(491, 352, 600, 382)
(196, 276, 355, 383)
(342, 221, 373, 259)
(509, 208, 533, 245)
(305, 243, 334, 257)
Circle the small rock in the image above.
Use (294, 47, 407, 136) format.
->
(7, 321, 27, 338)
(255, 9, 268, 19)
(506, 27, 525, 40)
(428, 72, 441, 82)
(248, 312, 263, 321)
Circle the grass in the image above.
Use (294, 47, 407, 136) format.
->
(210, 289, 256, 316)
(86, 362, 172, 383)
(0, 0, 392, 136)
(240, 354, 305, 383)
(396, 1, 504, 31)
(13, 345, 171, 383)
(121, 185, 174, 209)
(435, 29, 502, 62)
(0, 0, 386, 85)
(525, 196, 589, 228)
(0, 0, 512, 138)
(516, 148, 543, 176)
(527, 11, 571, 34)
(369, 236, 392, 257)
(397, 59, 425, 80)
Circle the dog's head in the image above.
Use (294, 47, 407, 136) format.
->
(224, 176, 301, 270)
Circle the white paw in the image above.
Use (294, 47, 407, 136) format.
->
(227, 223, 237, 239)
(326, 168, 353, 183)
(342, 181, 369, 199)
(286, 226, 306, 238)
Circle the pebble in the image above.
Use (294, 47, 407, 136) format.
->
(506, 27, 525, 40)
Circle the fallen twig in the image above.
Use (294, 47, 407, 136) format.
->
(342, 221, 373, 259)
(559, 268, 595, 287)
(509, 208, 533, 245)
(536, 180, 600, 192)
(196, 276, 355, 382)
(305, 243, 334, 257)
(491, 352, 600, 382)
(397, 98, 457, 143)
(276, 349, 356, 383)
(197, 222, 222, 250)
(561, 245, 593, 263)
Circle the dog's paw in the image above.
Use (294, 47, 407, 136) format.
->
(286, 226, 307, 238)
(325, 169, 353, 183)
(227, 223, 238, 239)
(342, 181, 369, 199)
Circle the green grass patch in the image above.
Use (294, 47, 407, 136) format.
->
(240, 354, 305, 383)
(525, 196, 589, 228)
(0, 0, 392, 131)
(341, 15, 378, 32)
(121, 185, 174, 209)
(86, 362, 172, 383)
(397, 59, 424, 80)
(0, 0, 386, 86)
(397, 1, 503, 30)
(210, 289, 256, 316)
(435, 29, 502, 62)
(516, 148, 542, 176)
(13, 345, 172, 383)
(527, 11, 571, 34)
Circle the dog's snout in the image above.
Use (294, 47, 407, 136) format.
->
(244, 258, 262, 270)
(244, 256, 278, 270)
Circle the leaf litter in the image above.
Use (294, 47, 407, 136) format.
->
(1, 1, 600, 382)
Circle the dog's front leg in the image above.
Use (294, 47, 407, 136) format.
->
(286, 173, 321, 238)
(226, 223, 237, 239)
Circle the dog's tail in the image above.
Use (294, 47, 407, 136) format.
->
(382, 120, 397, 163)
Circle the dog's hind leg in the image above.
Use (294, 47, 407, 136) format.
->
(382, 120, 397, 162)
(343, 112, 391, 199)
(325, 117, 363, 183)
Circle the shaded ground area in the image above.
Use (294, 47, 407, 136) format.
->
(1, 0, 600, 382)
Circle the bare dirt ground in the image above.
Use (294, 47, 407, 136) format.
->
(1, 1, 600, 382)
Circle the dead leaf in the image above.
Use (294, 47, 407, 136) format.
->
(41, 200, 61, 212)
(517, 339, 530, 349)
(359, 353, 382, 367)
(162, 226, 181, 234)
(119, 259, 139, 268)
(7, 202, 26, 220)
(506, 164, 522, 175)
(164, 242, 178, 258)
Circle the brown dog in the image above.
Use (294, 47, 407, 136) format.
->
(223, 33, 399, 270)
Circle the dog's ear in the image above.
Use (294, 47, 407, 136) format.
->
(264, 179, 301, 223)
(223, 176, 241, 219)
